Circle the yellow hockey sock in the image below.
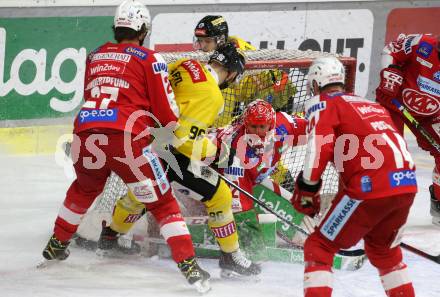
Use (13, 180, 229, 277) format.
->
(203, 179, 239, 253)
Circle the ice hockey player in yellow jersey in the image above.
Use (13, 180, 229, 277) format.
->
(194, 15, 296, 191)
(100, 43, 262, 278)
(193, 15, 295, 125)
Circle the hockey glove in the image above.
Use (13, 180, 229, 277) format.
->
(291, 171, 322, 217)
(376, 65, 404, 103)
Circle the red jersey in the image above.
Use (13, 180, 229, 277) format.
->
(74, 42, 179, 135)
(211, 112, 307, 210)
(304, 91, 417, 200)
(382, 34, 440, 119)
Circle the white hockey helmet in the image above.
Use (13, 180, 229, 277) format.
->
(307, 57, 345, 93)
(114, 0, 151, 33)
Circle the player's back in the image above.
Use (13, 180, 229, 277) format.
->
(75, 42, 177, 135)
(169, 59, 224, 128)
(309, 92, 417, 199)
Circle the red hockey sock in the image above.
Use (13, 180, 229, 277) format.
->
(379, 263, 415, 297)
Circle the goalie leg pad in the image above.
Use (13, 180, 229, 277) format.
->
(203, 179, 239, 253)
(110, 191, 145, 234)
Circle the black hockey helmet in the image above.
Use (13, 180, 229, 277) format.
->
(209, 42, 245, 75)
(209, 43, 246, 89)
(194, 15, 229, 44)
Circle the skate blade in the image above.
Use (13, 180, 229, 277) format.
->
(220, 269, 261, 282)
(36, 257, 57, 269)
(193, 279, 211, 294)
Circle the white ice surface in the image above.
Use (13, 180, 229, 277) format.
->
(0, 134, 439, 297)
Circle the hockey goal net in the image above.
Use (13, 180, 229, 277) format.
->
(76, 49, 357, 242)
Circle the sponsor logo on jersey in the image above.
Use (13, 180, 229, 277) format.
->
(320, 195, 361, 240)
(211, 221, 236, 238)
(152, 62, 168, 74)
(85, 76, 130, 90)
(370, 120, 395, 131)
(224, 166, 244, 177)
(124, 46, 148, 60)
(142, 146, 170, 194)
(305, 101, 326, 119)
(404, 35, 416, 54)
(181, 60, 207, 83)
(275, 124, 289, 142)
(417, 41, 433, 58)
(389, 170, 417, 187)
(434, 71, 440, 83)
(416, 56, 433, 68)
(417, 75, 440, 97)
(78, 108, 118, 124)
(402, 88, 440, 116)
(91, 52, 131, 63)
(89, 63, 123, 76)
(360, 175, 372, 192)
(132, 185, 156, 201)
(351, 101, 387, 119)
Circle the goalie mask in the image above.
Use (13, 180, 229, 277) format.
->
(194, 15, 229, 51)
(209, 43, 246, 89)
(242, 99, 276, 154)
(307, 57, 345, 95)
(114, 0, 151, 35)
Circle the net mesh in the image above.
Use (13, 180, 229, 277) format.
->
(77, 49, 353, 239)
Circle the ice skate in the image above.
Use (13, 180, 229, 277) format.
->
(219, 249, 261, 280)
(37, 235, 70, 268)
(96, 223, 141, 257)
(178, 257, 211, 294)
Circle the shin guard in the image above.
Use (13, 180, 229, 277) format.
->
(203, 180, 239, 253)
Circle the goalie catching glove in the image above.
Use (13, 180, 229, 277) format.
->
(291, 171, 322, 217)
(376, 65, 404, 102)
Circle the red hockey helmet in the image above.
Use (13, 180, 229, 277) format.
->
(242, 100, 276, 151)
(243, 99, 276, 134)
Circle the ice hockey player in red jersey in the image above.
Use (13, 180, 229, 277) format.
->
(212, 99, 307, 212)
(40, 0, 210, 292)
(376, 33, 440, 226)
(292, 57, 417, 297)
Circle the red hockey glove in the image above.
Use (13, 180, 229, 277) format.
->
(376, 65, 404, 103)
(291, 171, 322, 217)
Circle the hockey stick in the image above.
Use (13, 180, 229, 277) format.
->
(391, 99, 440, 153)
(400, 242, 440, 264)
(217, 172, 365, 257)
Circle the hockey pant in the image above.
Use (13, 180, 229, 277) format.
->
(303, 191, 415, 297)
(53, 130, 194, 263)
(112, 153, 240, 253)
(381, 98, 440, 201)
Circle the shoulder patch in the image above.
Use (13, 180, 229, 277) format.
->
(124, 46, 148, 60)
(181, 59, 207, 83)
(305, 101, 326, 120)
(417, 41, 433, 58)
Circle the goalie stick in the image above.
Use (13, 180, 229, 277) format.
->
(400, 242, 440, 264)
(216, 172, 365, 258)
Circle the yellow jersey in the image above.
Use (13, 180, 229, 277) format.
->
(169, 58, 223, 160)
